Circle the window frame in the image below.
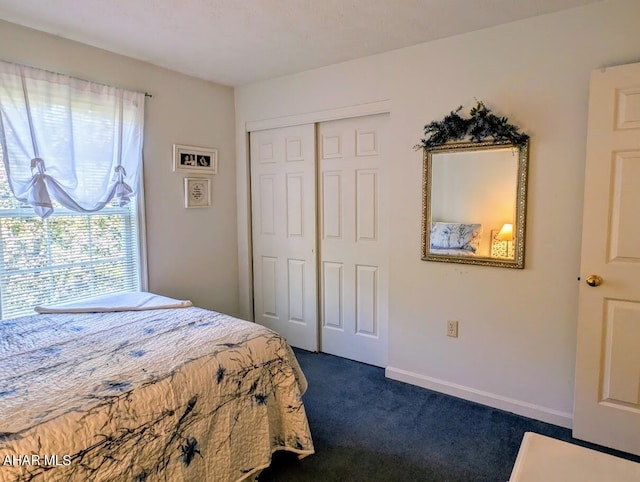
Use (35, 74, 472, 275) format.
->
(0, 171, 148, 320)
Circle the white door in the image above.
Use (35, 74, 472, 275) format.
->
(318, 114, 389, 367)
(573, 62, 640, 455)
(250, 124, 318, 351)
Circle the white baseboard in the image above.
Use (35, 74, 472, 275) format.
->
(385, 366, 573, 429)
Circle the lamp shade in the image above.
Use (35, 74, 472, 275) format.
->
(496, 223, 514, 241)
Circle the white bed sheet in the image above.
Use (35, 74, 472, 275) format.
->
(34, 291, 192, 313)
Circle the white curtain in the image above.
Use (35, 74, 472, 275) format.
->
(0, 60, 144, 218)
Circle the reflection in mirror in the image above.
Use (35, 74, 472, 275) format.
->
(422, 140, 528, 268)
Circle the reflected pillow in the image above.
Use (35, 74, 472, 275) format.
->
(430, 222, 482, 252)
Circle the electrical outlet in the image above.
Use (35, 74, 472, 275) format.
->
(447, 320, 458, 338)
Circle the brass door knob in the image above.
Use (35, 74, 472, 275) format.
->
(585, 275, 603, 287)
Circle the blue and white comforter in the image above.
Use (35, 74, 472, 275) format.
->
(0, 307, 314, 481)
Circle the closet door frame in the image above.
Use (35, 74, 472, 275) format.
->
(241, 100, 390, 345)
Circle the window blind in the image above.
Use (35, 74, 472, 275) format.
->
(0, 155, 142, 319)
(0, 60, 144, 218)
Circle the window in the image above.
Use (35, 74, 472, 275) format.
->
(0, 61, 146, 320)
(0, 146, 144, 320)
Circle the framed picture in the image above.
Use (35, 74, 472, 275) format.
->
(184, 177, 211, 208)
(173, 144, 218, 174)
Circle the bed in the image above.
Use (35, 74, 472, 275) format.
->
(430, 221, 482, 256)
(428, 247, 478, 256)
(0, 292, 314, 482)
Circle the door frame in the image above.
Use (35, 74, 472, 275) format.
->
(238, 100, 391, 324)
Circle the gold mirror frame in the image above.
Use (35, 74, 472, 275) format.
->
(421, 140, 529, 269)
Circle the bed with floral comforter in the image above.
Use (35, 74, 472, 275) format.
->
(0, 303, 314, 481)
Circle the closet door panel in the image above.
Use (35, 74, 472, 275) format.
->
(319, 114, 389, 367)
(250, 124, 318, 351)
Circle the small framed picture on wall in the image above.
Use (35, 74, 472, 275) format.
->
(184, 177, 211, 208)
(173, 144, 218, 174)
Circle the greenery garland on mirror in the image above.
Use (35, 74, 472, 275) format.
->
(415, 101, 529, 150)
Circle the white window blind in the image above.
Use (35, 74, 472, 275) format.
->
(0, 62, 146, 320)
(0, 154, 142, 319)
(0, 60, 144, 218)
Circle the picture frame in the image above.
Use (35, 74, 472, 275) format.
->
(184, 177, 211, 208)
(173, 144, 218, 174)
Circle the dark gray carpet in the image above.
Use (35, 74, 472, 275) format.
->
(259, 349, 640, 482)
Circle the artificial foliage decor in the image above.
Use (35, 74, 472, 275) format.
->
(416, 101, 529, 150)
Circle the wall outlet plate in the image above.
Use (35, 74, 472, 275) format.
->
(447, 320, 458, 337)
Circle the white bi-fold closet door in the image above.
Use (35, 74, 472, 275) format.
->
(250, 114, 389, 367)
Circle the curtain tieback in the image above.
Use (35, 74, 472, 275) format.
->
(113, 165, 133, 206)
(27, 158, 53, 218)
(31, 157, 47, 175)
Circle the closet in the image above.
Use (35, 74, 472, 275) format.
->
(249, 114, 388, 367)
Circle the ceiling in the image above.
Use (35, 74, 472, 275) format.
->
(0, 0, 602, 87)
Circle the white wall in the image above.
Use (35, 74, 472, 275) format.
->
(0, 20, 240, 316)
(235, 0, 640, 427)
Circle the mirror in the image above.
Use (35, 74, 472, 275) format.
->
(421, 140, 529, 268)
